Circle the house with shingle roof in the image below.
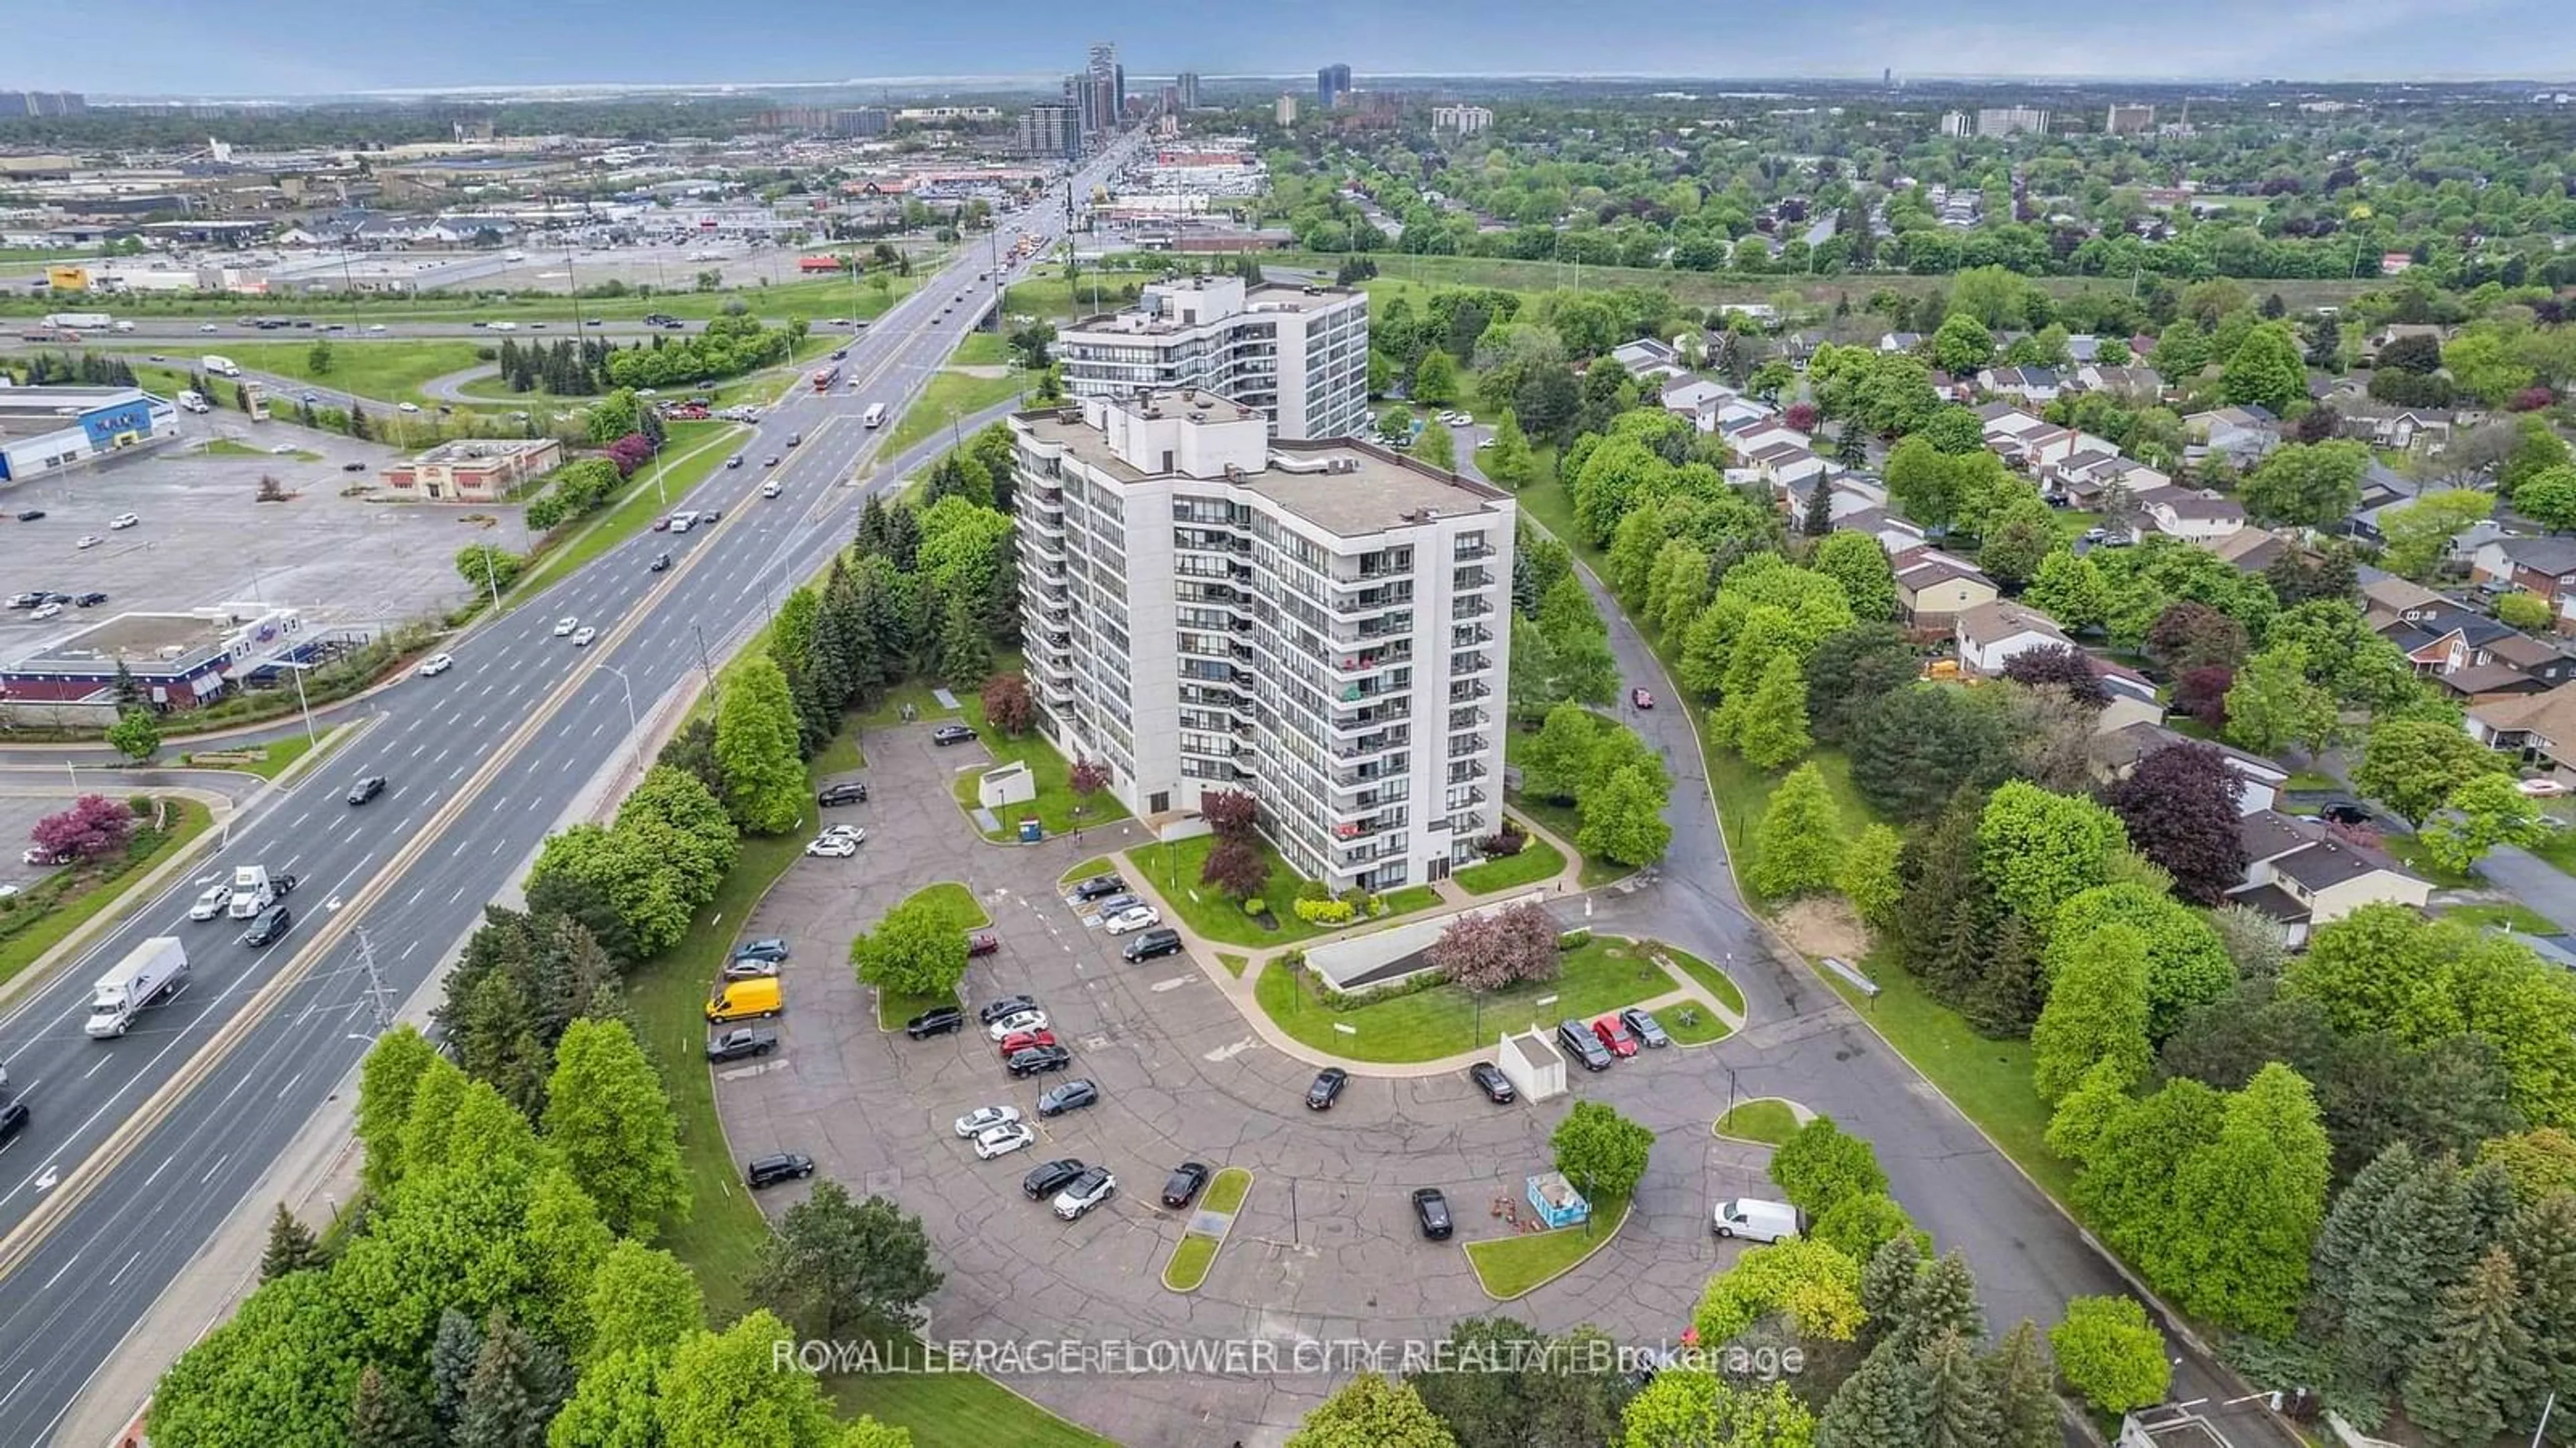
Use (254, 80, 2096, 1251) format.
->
(2225, 809, 2431, 948)
(1892, 546, 1997, 631)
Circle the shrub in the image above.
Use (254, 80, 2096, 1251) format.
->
(2050, 1296, 2171, 1415)
(1297, 878, 1333, 903)
(1242, 898, 1266, 917)
(1477, 827, 1528, 859)
(1293, 898, 1358, 925)
(1558, 929, 1592, 949)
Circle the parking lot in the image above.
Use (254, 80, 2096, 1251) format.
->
(0, 796, 66, 894)
(714, 716, 1781, 1447)
(0, 414, 531, 667)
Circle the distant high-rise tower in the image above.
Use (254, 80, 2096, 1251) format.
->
(2104, 103, 2155, 136)
(1276, 93, 1299, 126)
(1177, 71, 1201, 110)
(1882, 66, 1893, 88)
(1317, 64, 1351, 111)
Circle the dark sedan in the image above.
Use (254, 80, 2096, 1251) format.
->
(346, 775, 387, 807)
(1305, 1067, 1349, 1110)
(1006, 1044, 1073, 1078)
(1022, 1157, 1087, 1200)
(1069, 873, 1126, 902)
(1412, 1187, 1454, 1239)
(1619, 1006, 1672, 1049)
(706, 1027, 779, 1063)
(244, 904, 293, 947)
(931, 723, 978, 746)
(904, 1005, 964, 1039)
(978, 994, 1039, 1024)
(1468, 1062, 1517, 1104)
(1161, 1161, 1211, 1209)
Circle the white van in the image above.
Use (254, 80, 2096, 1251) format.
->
(861, 403, 887, 429)
(1712, 1198, 1807, 1243)
(176, 391, 210, 413)
(667, 510, 698, 534)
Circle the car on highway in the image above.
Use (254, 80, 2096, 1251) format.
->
(343, 461, 367, 472)
(1036, 1078, 1100, 1119)
(30, 602, 62, 621)
(1068, 873, 1126, 902)
(818, 780, 869, 806)
(301, 391, 319, 404)
(731, 937, 790, 964)
(346, 776, 388, 807)
(368, 323, 388, 333)
(1593, 1015, 1640, 1058)
(805, 835, 857, 858)
(1006, 1045, 1072, 1078)
(763, 455, 781, 467)
(1305, 1067, 1350, 1110)
(1468, 1062, 1517, 1104)
(931, 723, 977, 746)
(553, 616, 578, 636)
(745, 1152, 815, 1189)
(1161, 1161, 1210, 1208)
(705, 1027, 779, 1063)
(108, 513, 138, 529)
(1412, 1188, 1454, 1239)
(1620, 1006, 1671, 1048)
(397, 402, 421, 413)
(1122, 927, 1183, 963)
(761, 480, 782, 499)
(985, 1009, 1049, 1041)
(14, 509, 44, 521)
(243, 904, 294, 947)
(74, 592, 107, 607)
(726, 455, 743, 469)
(1022, 1157, 1087, 1200)
(905, 1005, 964, 1039)
(189, 883, 231, 921)
(0, 1098, 28, 1145)
(1053, 1166, 1116, 1219)
(1102, 904, 1162, 935)
(571, 627, 597, 647)
(649, 552, 670, 572)
(416, 653, 454, 676)
(74, 534, 101, 550)
(1559, 1019, 1615, 1071)
(954, 1104, 1021, 1137)
(199, 322, 220, 333)
(967, 930, 1000, 958)
(973, 1121, 1036, 1159)
(977, 994, 1038, 1025)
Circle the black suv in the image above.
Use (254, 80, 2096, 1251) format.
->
(346, 776, 387, 807)
(1022, 1157, 1087, 1200)
(706, 1027, 780, 1063)
(1412, 1188, 1454, 1240)
(0, 1097, 27, 1143)
(1122, 927, 1183, 963)
(1006, 1044, 1073, 1078)
(977, 994, 1039, 1025)
(74, 592, 107, 607)
(244, 904, 293, 947)
(904, 1005, 964, 1039)
(1558, 1019, 1614, 1072)
(1036, 1079, 1099, 1117)
(746, 1152, 814, 1188)
(817, 780, 869, 807)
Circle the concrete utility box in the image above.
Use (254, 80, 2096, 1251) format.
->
(1497, 1027, 1566, 1102)
(977, 760, 1036, 811)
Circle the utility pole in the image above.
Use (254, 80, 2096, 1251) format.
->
(693, 623, 716, 686)
(355, 927, 394, 1035)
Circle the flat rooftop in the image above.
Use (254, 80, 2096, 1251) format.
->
(405, 438, 555, 465)
(14, 611, 231, 670)
(0, 386, 148, 442)
(1063, 281, 1357, 335)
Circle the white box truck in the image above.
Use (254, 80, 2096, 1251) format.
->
(86, 937, 189, 1039)
(862, 403, 888, 429)
(176, 391, 211, 413)
(202, 354, 241, 378)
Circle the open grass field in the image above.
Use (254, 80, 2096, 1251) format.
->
(1252, 935, 1675, 1064)
(208, 338, 488, 409)
(881, 367, 1027, 459)
(3, 262, 946, 325)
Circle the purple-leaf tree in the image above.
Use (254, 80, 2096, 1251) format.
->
(32, 794, 136, 863)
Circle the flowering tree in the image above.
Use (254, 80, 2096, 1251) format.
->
(1067, 758, 1110, 815)
(979, 673, 1034, 737)
(1430, 901, 1562, 992)
(1199, 788, 1258, 841)
(32, 795, 136, 863)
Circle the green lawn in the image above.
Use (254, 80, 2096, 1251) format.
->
(2522, 828, 2576, 880)
(1823, 951, 2071, 1201)
(17, 264, 945, 325)
(1452, 824, 1568, 894)
(949, 332, 1010, 366)
(2440, 901, 2561, 934)
(1123, 833, 1324, 947)
(508, 423, 746, 601)
(1216, 953, 1249, 977)
(1253, 935, 1676, 1064)
(1162, 1234, 1218, 1292)
(176, 725, 339, 779)
(1058, 856, 1118, 888)
(1464, 1190, 1631, 1300)
(2382, 835, 2481, 890)
(1715, 1100, 1801, 1145)
(827, 1341, 1113, 1448)
(943, 690, 1129, 842)
(1203, 1166, 1252, 1214)
(865, 882, 990, 1029)
(207, 339, 490, 409)
(0, 798, 212, 988)
(2284, 770, 2341, 793)
(881, 367, 1027, 458)
(1379, 884, 1441, 916)
(1706, 747, 1876, 909)
(197, 437, 266, 457)
(1658, 941, 1747, 1015)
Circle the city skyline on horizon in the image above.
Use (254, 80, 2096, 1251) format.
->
(3, 0, 2563, 99)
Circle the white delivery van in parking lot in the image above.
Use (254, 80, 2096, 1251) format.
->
(1712, 1198, 1807, 1243)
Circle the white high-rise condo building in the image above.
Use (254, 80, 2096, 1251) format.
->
(1431, 105, 1494, 136)
(1010, 390, 1515, 892)
(1976, 106, 2050, 138)
(1055, 274, 1370, 441)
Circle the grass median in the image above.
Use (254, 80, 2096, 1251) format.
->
(508, 423, 746, 601)
(1252, 935, 1676, 1064)
(1464, 1190, 1631, 1300)
(881, 367, 1026, 459)
(1122, 833, 1324, 947)
(1161, 1166, 1251, 1294)
(867, 881, 991, 1029)
(1715, 1100, 1801, 1145)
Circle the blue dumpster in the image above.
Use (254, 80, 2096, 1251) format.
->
(1018, 819, 1044, 843)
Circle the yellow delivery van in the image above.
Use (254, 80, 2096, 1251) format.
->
(706, 976, 782, 1023)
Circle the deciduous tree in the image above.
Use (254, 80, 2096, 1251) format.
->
(849, 896, 969, 1002)
(1578, 764, 1672, 868)
(978, 672, 1034, 737)
(106, 707, 161, 763)
(1836, 823, 1907, 925)
(2420, 771, 2557, 875)
(1732, 651, 1813, 769)
(1752, 762, 1845, 898)
(2047, 1297, 2171, 1415)
(1287, 1375, 1457, 1448)
(713, 655, 806, 835)
(543, 1019, 685, 1241)
(1552, 1100, 1655, 1203)
(2222, 646, 2339, 756)
(2164, 1062, 2332, 1335)
(2355, 716, 2509, 827)
(1768, 1115, 1888, 1219)
(1976, 782, 2127, 927)
(2032, 923, 2153, 1103)
(750, 1183, 943, 1341)
(2102, 743, 2248, 905)
(30, 793, 135, 862)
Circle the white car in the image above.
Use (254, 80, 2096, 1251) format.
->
(1053, 1169, 1117, 1221)
(761, 480, 782, 499)
(953, 1104, 1022, 1138)
(199, 322, 220, 333)
(2518, 778, 2571, 798)
(367, 323, 388, 333)
(269, 444, 297, 455)
(1103, 905, 1163, 936)
(416, 652, 455, 676)
(571, 627, 597, 648)
(553, 617, 578, 636)
(804, 835, 857, 858)
(397, 402, 422, 414)
(74, 534, 101, 550)
(30, 603, 62, 621)
(973, 1122, 1036, 1159)
(820, 824, 865, 842)
(1442, 411, 1473, 427)
(108, 513, 139, 530)
(189, 883, 230, 921)
(985, 1009, 1049, 1041)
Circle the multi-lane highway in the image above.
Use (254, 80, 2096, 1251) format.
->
(0, 134, 1142, 1443)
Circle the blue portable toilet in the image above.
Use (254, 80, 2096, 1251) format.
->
(1018, 818, 1044, 843)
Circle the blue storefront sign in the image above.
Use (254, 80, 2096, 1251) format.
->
(78, 399, 156, 449)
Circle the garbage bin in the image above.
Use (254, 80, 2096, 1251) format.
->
(1018, 819, 1044, 843)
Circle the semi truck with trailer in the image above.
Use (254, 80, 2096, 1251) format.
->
(226, 864, 298, 919)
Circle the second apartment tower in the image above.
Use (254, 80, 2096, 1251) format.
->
(1055, 274, 1369, 441)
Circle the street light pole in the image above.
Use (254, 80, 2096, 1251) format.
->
(598, 664, 643, 778)
(283, 660, 317, 747)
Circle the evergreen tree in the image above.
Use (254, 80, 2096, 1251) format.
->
(1816, 1335, 1931, 1448)
(1835, 420, 1870, 470)
(1860, 1235, 1926, 1343)
(112, 658, 144, 709)
(2326, 1146, 2479, 1396)
(2400, 1247, 2540, 1448)
(1894, 1251, 1987, 1357)
(1985, 1321, 2059, 1448)
(347, 1365, 436, 1448)
(938, 594, 991, 686)
(429, 1308, 484, 1429)
(1918, 1329, 2002, 1448)
(259, 1202, 322, 1281)
(2505, 1192, 2576, 1415)
(453, 1312, 566, 1448)
(1804, 475, 1835, 536)
(1964, 913, 2046, 1037)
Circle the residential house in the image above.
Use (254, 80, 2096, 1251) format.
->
(2470, 535, 2576, 605)
(1732, 440, 1831, 495)
(2467, 682, 2576, 776)
(2073, 362, 2165, 397)
(1878, 331, 1924, 354)
(1833, 509, 1928, 555)
(1781, 329, 1830, 367)
(2063, 333, 2104, 365)
(2381, 599, 2533, 678)
(2341, 463, 2430, 544)
(2090, 721, 2289, 815)
(1613, 337, 1680, 378)
(1977, 366, 2065, 404)
(2184, 405, 2281, 468)
(2227, 809, 2433, 948)
(2133, 484, 2248, 542)
(2094, 665, 2165, 733)
(2208, 526, 2293, 574)
(2337, 402, 2455, 454)
(1658, 375, 1733, 417)
(1954, 600, 2072, 676)
(2364, 322, 2450, 364)
(1892, 547, 1998, 632)
(2359, 574, 2447, 630)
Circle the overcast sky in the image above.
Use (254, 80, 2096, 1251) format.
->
(9, 0, 2559, 95)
